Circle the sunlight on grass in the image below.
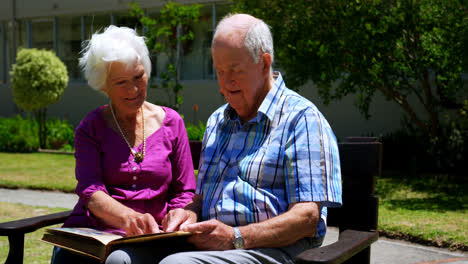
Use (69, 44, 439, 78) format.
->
(376, 171, 468, 249)
(0, 202, 67, 264)
(0, 153, 76, 192)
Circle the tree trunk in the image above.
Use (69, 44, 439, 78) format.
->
(34, 108, 47, 149)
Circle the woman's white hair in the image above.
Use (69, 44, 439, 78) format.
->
(214, 14, 274, 66)
(79, 25, 151, 91)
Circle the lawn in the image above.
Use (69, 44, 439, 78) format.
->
(0, 152, 467, 253)
(0, 152, 76, 192)
(376, 171, 468, 250)
(0, 202, 66, 263)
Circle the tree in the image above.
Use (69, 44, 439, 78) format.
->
(10, 48, 68, 148)
(129, 1, 201, 111)
(234, 0, 468, 137)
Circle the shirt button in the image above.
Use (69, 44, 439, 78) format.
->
(133, 166, 137, 171)
(132, 184, 136, 188)
(133, 176, 137, 180)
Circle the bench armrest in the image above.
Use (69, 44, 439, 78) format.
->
(295, 229, 378, 264)
(0, 210, 72, 236)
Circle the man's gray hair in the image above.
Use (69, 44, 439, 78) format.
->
(79, 25, 151, 92)
(215, 14, 274, 66)
(244, 20, 274, 64)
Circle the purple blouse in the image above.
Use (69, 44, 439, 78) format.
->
(63, 105, 196, 236)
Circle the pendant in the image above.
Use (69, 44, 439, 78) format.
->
(134, 152, 144, 163)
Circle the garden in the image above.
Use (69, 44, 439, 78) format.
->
(1, 0, 468, 263)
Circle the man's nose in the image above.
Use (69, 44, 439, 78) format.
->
(223, 75, 236, 89)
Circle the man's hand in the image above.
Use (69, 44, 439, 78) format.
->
(182, 219, 235, 250)
(162, 208, 198, 232)
(123, 212, 160, 236)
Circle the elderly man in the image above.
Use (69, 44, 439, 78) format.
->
(160, 13, 342, 264)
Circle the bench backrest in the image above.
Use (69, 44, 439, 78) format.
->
(189, 137, 382, 233)
(328, 137, 382, 232)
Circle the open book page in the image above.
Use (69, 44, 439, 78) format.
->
(46, 227, 123, 245)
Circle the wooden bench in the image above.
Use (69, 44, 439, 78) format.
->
(0, 137, 381, 264)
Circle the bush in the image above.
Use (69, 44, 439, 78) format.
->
(185, 121, 206, 141)
(0, 115, 38, 152)
(381, 104, 468, 177)
(0, 115, 75, 152)
(47, 118, 75, 151)
(10, 48, 69, 148)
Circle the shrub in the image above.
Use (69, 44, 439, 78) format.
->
(46, 118, 75, 151)
(10, 48, 69, 148)
(185, 121, 206, 141)
(381, 105, 468, 177)
(0, 115, 39, 152)
(0, 115, 75, 152)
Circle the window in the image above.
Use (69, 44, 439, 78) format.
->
(84, 14, 111, 38)
(1, 23, 5, 84)
(180, 3, 230, 80)
(57, 16, 82, 80)
(31, 18, 54, 50)
(4, 21, 14, 84)
(15, 19, 27, 50)
(180, 6, 214, 80)
(113, 11, 141, 29)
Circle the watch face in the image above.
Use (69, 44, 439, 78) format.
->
(234, 237, 244, 249)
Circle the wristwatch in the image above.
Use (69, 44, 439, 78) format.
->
(232, 227, 245, 249)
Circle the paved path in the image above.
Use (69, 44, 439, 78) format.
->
(1, 188, 467, 264)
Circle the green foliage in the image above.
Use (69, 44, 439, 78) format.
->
(47, 118, 75, 151)
(380, 105, 467, 175)
(10, 48, 68, 112)
(0, 115, 38, 152)
(233, 0, 468, 136)
(185, 121, 206, 141)
(0, 115, 75, 152)
(10, 48, 69, 148)
(129, 1, 201, 110)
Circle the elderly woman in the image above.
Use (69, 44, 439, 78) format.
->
(51, 26, 196, 264)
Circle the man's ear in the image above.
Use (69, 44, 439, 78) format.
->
(261, 53, 272, 75)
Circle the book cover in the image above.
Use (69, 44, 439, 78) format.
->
(40, 227, 192, 261)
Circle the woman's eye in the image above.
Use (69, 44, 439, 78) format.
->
(116, 80, 126, 85)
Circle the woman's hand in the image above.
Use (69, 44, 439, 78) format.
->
(162, 208, 197, 232)
(87, 191, 160, 236)
(123, 212, 160, 236)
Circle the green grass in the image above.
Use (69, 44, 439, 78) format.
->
(376, 171, 468, 250)
(0, 152, 76, 192)
(0, 152, 466, 252)
(0, 202, 66, 263)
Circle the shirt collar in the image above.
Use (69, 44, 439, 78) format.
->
(223, 71, 285, 123)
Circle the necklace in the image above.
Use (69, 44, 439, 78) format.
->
(110, 103, 145, 163)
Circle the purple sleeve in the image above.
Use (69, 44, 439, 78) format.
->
(74, 111, 109, 206)
(167, 110, 196, 211)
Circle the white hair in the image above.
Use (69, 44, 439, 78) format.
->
(214, 14, 274, 65)
(244, 20, 274, 64)
(79, 25, 151, 91)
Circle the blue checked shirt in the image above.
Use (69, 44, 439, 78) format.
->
(196, 72, 342, 238)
